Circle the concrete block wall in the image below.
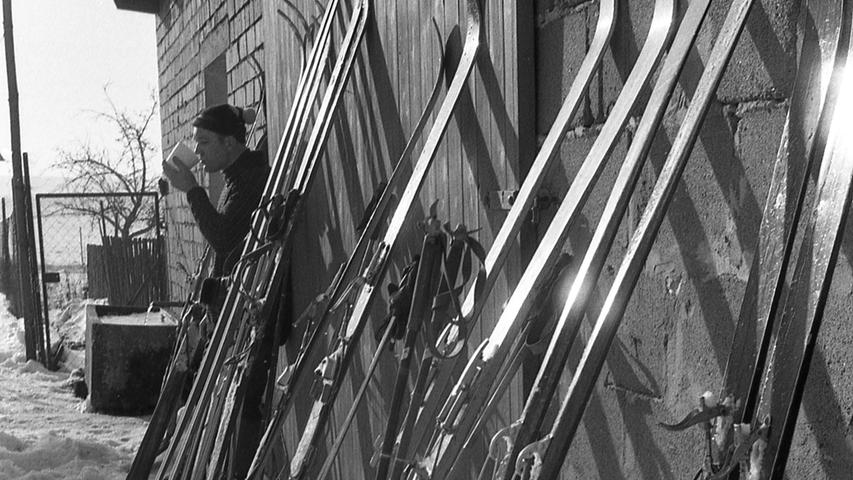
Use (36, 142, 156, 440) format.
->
(154, 0, 266, 298)
(534, 0, 853, 478)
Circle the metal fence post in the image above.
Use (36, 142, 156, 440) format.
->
(23, 153, 47, 366)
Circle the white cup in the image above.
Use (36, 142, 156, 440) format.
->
(166, 141, 199, 169)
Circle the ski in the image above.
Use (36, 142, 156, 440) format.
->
(415, 0, 677, 476)
(369, 221, 479, 480)
(154, 0, 371, 476)
(513, 0, 757, 478)
(450, 253, 574, 480)
(394, 1, 617, 467)
(245, 264, 345, 479)
(156, 0, 342, 469)
(243, 17, 448, 479)
(127, 248, 212, 480)
(130, 53, 275, 471)
(198, 9, 327, 469)
(501, 1, 713, 478)
(368, 222, 449, 480)
(286, 1, 481, 477)
(277, 0, 344, 194)
(198, 0, 374, 476)
(660, 1, 848, 477)
(746, 6, 853, 477)
(394, 255, 564, 480)
(722, 0, 846, 429)
(388, 1, 619, 474)
(315, 219, 483, 480)
(296, 22, 450, 480)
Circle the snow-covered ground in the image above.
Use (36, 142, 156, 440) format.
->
(0, 293, 148, 479)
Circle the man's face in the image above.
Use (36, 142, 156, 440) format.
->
(192, 127, 231, 172)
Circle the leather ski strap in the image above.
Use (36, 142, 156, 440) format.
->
(425, 223, 485, 359)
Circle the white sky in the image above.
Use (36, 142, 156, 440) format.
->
(0, 0, 160, 209)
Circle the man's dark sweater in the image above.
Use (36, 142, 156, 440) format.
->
(186, 149, 270, 277)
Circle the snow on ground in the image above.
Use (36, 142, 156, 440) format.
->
(0, 293, 148, 479)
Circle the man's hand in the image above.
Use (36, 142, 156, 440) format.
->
(162, 159, 199, 192)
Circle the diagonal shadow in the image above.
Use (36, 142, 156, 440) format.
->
(639, 26, 743, 373)
(577, 390, 631, 480)
(566, 212, 675, 480)
(799, 347, 853, 478)
(740, 0, 797, 100)
(475, 42, 519, 182)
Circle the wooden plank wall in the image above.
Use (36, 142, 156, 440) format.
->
(264, 1, 534, 477)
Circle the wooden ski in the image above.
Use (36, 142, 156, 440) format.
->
(127, 249, 211, 480)
(389, 2, 619, 476)
(244, 17, 449, 479)
(369, 222, 478, 480)
(155, 0, 371, 476)
(393, 2, 618, 469)
(660, 1, 848, 477)
(286, 1, 482, 477)
(501, 0, 713, 478)
(514, 0, 757, 477)
(200, 0, 375, 476)
(747, 3, 853, 477)
(415, 0, 677, 476)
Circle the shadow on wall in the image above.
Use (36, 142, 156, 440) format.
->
(528, 0, 853, 478)
(629, 0, 847, 478)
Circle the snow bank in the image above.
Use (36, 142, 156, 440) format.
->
(0, 294, 147, 480)
(0, 432, 126, 480)
(0, 295, 26, 364)
(52, 298, 108, 350)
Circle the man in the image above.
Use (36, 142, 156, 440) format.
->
(161, 103, 273, 477)
(162, 103, 269, 278)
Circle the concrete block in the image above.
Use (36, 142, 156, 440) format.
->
(595, 0, 660, 120)
(701, 0, 797, 102)
(85, 305, 178, 415)
(536, 0, 687, 146)
(538, 0, 796, 113)
(535, 1, 591, 132)
(533, 121, 631, 259)
(731, 101, 787, 238)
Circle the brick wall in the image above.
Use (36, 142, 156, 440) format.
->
(155, 0, 266, 297)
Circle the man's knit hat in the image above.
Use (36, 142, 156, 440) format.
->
(192, 103, 257, 143)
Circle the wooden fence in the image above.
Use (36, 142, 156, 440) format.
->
(87, 236, 167, 306)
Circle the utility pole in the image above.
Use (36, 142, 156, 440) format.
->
(3, 0, 38, 360)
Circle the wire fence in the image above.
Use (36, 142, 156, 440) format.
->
(34, 192, 166, 315)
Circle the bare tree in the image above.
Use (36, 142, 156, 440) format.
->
(52, 89, 160, 239)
